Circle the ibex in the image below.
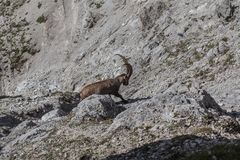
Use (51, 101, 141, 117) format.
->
(80, 54, 133, 103)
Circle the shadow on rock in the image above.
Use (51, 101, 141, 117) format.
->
(0, 114, 22, 138)
(115, 96, 152, 105)
(197, 90, 226, 115)
(0, 114, 22, 128)
(197, 90, 240, 118)
(196, 90, 240, 134)
(58, 92, 80, 113)
(104, 135, 240, 160)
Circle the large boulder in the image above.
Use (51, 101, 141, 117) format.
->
(107, 89, 240, 137)
(107, 91, 203, 131)
(70, 95, 125, 124)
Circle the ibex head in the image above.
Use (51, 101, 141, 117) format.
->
(116, 73, 129, 86)
(115, 54, 133, 85)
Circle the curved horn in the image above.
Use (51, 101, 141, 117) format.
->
(115, 54, 133, 79)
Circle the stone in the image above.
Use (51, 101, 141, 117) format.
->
(41, 109, 66, 122)
(70, 95, 125, 124)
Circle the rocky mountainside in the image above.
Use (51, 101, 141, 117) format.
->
(0, 0, 240, 159)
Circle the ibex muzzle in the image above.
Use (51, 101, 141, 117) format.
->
(80, 54, 132, 103)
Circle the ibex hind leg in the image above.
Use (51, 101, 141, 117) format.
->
(113, 93, 128, 104)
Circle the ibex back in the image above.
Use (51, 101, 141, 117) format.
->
(80, 54, 132, 103)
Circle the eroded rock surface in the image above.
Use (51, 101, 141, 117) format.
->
(0, 0, 240, 159)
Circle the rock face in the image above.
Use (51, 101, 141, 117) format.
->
(70, 95, 125, 124)
(0, 0, 240, 159)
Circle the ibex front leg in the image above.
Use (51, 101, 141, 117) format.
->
(113, 92, 128, 103)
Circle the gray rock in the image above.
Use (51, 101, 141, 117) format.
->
(8, 120, 36, 138)
(1, 124, 55, 155)
(41, 109, 66, 122)
(107, 91, 204, 131)
(70, 95, 125, 124)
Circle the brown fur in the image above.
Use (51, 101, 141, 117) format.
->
(80, 55, 132, 103)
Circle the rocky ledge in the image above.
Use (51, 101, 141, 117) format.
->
(0, 89, 239, 159)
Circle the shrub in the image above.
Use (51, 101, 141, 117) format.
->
(36, 14, 47, 23)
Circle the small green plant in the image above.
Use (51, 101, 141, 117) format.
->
(90, 0, 104, 9)
(184, 58, 193, 66)
(36, 14, 47, 23)
(194, 69, 212, 80)
(223, 54, 235, 66)
(193, 127, 213, 134)
(206, 43, 215, 50)
(95, 2, 103, 8)
(176, 40, 190, 53)
(203, 41, 215, 52)
(165, 59, 173, 66)
(222, 37, 228, 42)
(174, 135, 199, 141)
(193, 50, 203, 61)
(208, 73, 215, 81)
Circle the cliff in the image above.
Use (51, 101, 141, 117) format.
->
(0, 0, 240, 159)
